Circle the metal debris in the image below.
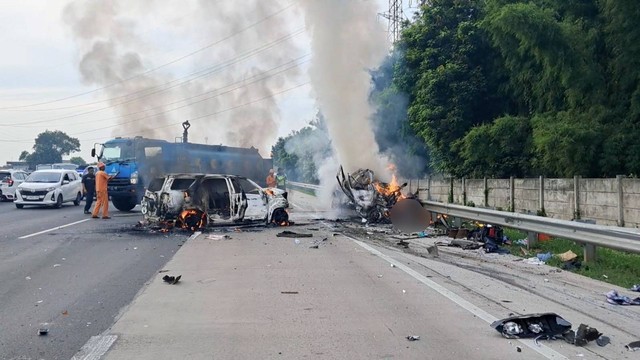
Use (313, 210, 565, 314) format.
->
(626, 340, 640, 351)
(38, 328, 49, 336)
(406, 335, 420, 341)
(277, 231, 313, 238)
(162, 275, 182, 284)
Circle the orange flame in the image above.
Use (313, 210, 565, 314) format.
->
(177, 209, 207, 231)
(374, 174, 403, 197)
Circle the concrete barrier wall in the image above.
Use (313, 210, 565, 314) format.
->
(415, 176, 640, 228)
(623, 178, 640, 228)
(466, 179, 484, 207)
(514, 178, 538, 215)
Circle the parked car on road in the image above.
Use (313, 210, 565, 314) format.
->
(141, 173, 289, 229)
(14, 170, 83, 209)
(0, 169, 29, 201)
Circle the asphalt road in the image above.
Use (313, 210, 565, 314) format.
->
(0, 200, 188, 360)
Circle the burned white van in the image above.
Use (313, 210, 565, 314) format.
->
(141, 173, 289, 230)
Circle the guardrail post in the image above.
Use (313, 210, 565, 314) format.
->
(483, 177, 488, 207)
(527, 231, 538, 249)
(584, 244, 597, 263)
(427, 176, 431, 201)
(573, 175, 581, 220)
(509, 176, 515, 212)
(539, 175, 545, 215)
(617, 175, 625, 227)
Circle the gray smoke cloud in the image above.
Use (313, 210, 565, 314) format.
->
(63, 0, 301, 155)
(297, 0, 390, 175)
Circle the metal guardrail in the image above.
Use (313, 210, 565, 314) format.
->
(423, 201, 640, 255)
(287, 181, 321, 195)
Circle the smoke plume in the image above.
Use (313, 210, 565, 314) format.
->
(297, 0, 391, 180)
(63, 0, 300, 155)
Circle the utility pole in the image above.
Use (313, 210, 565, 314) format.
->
(379, 0, 403, 43)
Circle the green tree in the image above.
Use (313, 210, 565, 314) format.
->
(68, 156, 87, 166)
(398, 0, 507, 175)
(20, 130, 81, 168)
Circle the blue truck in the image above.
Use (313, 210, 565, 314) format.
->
(91, 133, 272, 211)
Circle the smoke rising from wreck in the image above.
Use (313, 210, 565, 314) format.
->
(63, 0, 300, 155)
(297, 0, 390, 184)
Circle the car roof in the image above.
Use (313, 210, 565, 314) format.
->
(31, 169, 72, 174)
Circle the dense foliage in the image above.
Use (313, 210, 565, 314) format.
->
(274, 0, 640, 179)
(19, 130, 81, 169)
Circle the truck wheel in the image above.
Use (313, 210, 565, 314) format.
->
(112, 197, 137, 212)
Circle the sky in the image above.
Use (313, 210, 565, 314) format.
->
(0, 0, 414, 166)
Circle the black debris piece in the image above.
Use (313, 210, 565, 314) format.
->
(38, 328, 49, 336)
(281, 291, 298, 294)
(406, 335, 420, 341)
(564, 324, 602, 346)
(162, 274, 182, 284)
(277, 231, 313, 238)
(309, 245, 319, 249)
(491, 313, 572, 339)
(626, 341, 640, 351)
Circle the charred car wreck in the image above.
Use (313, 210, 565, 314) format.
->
(141, 173, 289, 231)
(336, 166, 408, 223)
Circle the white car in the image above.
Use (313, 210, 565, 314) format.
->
(141, 173, 289, 229)
(14, 170, 83, 209)
(0, 169, 29, 201)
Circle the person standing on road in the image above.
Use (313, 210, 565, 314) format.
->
(266, 168, 277, 188)
(82, 166, 96, 215)
(276, 168, 287, 190)
(92, 162, 117, 219)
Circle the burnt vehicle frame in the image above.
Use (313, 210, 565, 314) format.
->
(141, 173, 289, 229)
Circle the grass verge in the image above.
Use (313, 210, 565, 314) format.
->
(503, 228, 640, 288)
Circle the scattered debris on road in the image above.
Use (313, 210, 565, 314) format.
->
(38, 328, 49, 336)
(491, 313, 572, 339)
(564, 324, 602, 346)
(277, 230, 313, 238)
(630, 284, 640, 292)
(280, 291, 298, 294)
(162, 275, 182, 284)
(605, 290, 640, 305)
(626, 340, 640, 351)
(406, 335, 420, 341)
(206, 234, 231, 240)
(596, 335, 610, 347)
(159, 270, 169, 273)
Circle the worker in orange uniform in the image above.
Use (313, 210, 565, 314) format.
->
(92, 162, 118, 219)
(266, 168, 277, 188)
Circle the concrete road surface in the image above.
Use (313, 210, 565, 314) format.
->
(95, 190, 640, 360)
(0, 200, 187, 360)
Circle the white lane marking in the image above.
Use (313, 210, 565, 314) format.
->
(71, 335, 118, 360)
(19, 219, 91, 239)
(349, 237, 568, 360)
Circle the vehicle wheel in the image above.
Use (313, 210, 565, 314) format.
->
(55, 194, 63, 209)
(73, 192, 82, 206)
(271, 208, 289, 225)
(112, 196, 137, 212)
(15, 203, 23, 209)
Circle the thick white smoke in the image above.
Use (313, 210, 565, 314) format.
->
(297, 0, 391, 207)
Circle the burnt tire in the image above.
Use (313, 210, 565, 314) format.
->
(55, 194, 63, 209)
(112, 197, 137, 212)
(73, 192, 82, 206)
(271, 208, 289, 225)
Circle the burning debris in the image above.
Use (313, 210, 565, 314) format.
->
(336, 166, 409, 223)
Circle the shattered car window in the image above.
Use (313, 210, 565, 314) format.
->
(147, 178, 165, 192)
(237, 178, 261, 194)
(170, 178, 196, 190)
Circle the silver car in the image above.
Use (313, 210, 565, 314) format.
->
(141, 173, 289, 229)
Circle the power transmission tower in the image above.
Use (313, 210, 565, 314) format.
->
(379, 0, 403, 43)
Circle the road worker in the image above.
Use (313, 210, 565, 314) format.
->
(92, 162, 118, 219)
(266, 168, 277, 188)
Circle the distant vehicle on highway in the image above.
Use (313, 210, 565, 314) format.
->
(14, 169, 83, 209)
(141, 173, 289, 230)
(36, 163, 79, 171)
(0, 169, 29, 201)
